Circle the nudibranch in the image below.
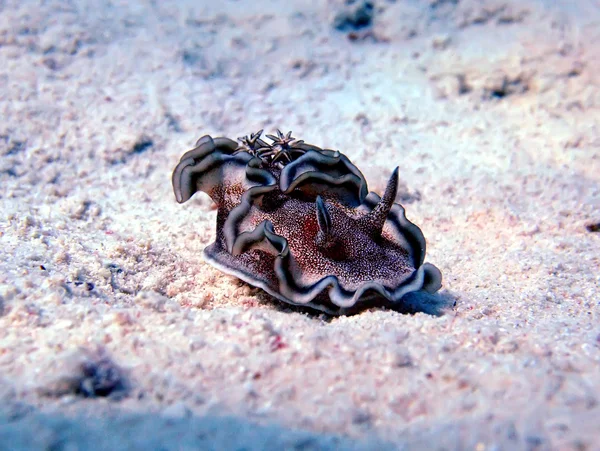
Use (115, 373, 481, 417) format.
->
(172, 130, 442, 315)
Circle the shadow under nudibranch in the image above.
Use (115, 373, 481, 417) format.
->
(258, 288, 454, 318)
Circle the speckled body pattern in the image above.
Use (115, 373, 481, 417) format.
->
(172, 131, 441, 314)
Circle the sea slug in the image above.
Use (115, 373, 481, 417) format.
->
(172, 130, 441, 315)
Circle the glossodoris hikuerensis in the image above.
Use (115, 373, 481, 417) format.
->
(172, 130, 442, 315)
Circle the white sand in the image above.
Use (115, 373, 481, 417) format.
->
(1, 0, 599, 449)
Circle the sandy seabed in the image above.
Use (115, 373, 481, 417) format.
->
(1, 0, 599, 449)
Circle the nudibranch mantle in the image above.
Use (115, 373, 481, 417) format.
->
(172, 130, 441, 315)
